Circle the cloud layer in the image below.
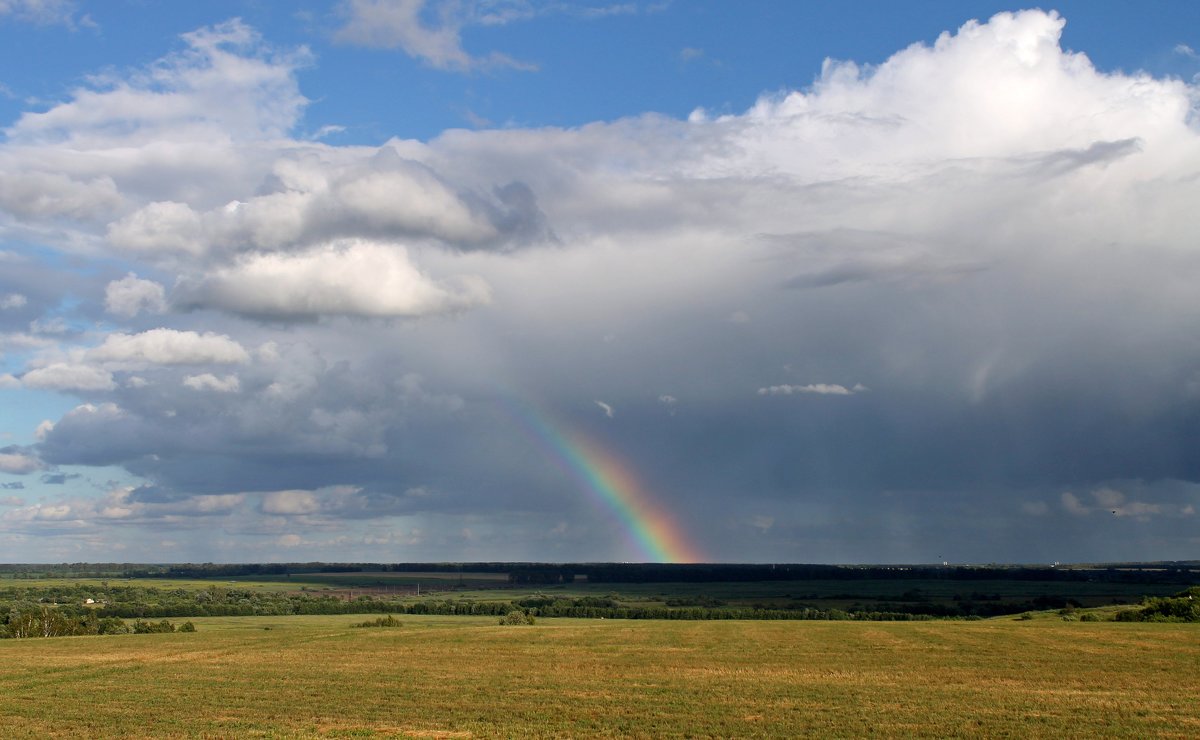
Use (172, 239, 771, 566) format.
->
(1, 9, 1198, 562)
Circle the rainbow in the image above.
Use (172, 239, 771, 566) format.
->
(505, 400, 705, 563)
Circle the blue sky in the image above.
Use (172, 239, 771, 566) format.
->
(4, 1, 1197, 142)
(1, 1, 1199, 564)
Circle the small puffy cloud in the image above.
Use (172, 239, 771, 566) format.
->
(261, 489, 321, 515)
(336, 0, 472, 69)
(594, 400, 614, 418)
(1114, 501, 1163, 519)
(255, 342, 280, 363)
(0, 374, 19, 389)
(34, 420, 54, 441)
(0, 451, 41, 474)
(0, 0, 85, 27)
(335, 0, 534, 72)
(1059, 490, 1136, 518)
(174, 493, 244, 514)
(86, 328, 250, 367)
(757, 383, 867, 396)
(311, 124, 346, 140)
(21, 363, 116, 391)
(182, 373, 240, 393)
(1090, 488, 1170, 520)
(104, 273, 168, 317)
(62, 402, 123, 421)
(1091, 487, 1124, 510)
(29, 317, 68, 335)
(0, 293, 27, 309)
(176, 239, 490, 319)
(1061, 491, 1090, 516)
(1021, 501, 1049, 516)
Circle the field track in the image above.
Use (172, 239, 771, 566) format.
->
(1, 615, 1197, 737)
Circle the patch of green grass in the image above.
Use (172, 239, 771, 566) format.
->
(0, 615, 1196, 737)
(0, 576, 327, 593)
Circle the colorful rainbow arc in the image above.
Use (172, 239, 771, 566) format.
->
(505, 400, 705, 564)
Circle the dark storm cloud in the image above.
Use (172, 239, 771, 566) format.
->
(40, 472, 80, 485)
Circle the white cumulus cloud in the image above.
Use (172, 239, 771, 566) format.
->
(86, 328, 250, 367)
(21, 363, 116, 391)
(104, 273, 168, 317)
(182, 373, 240, 393)
(0, 293, 27, 309)
(106, 149, 511, 257)
(176, 239, 490, 319)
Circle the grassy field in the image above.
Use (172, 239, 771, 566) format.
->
(0, 570, 506, 594)
(0, 576, 310, 592)
(0, 614, 1196, 737)
(0, 572, 508, 594)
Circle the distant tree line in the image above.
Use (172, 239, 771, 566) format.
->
(9, 580, 1193, 624)
(0, 583, 1005, 622)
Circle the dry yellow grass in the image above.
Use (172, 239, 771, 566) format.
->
(0, 615, 1196, 737)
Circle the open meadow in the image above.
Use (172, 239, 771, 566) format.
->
(1, 614, 1197, 737)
